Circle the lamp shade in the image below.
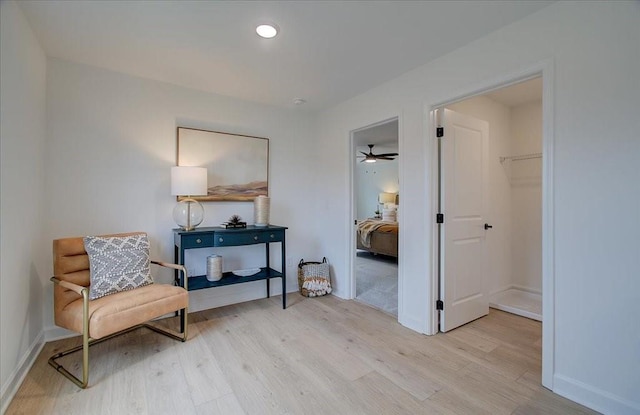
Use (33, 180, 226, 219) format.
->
(378, 192, 396, 204)
(171, 166, 207, 196)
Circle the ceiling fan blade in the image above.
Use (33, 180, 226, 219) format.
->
(360, 151, 370, 156)
(377, 156, 395, 160)
(375, 152, 399, 157)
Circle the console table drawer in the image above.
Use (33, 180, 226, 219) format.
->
(214, 232, 278, 246)
(181, 234, 215, 249)
(263, 230, 285, 242)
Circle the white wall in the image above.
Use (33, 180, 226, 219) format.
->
(3, 1, 639, 413)
(355, 160, 398, 220)
(316, 2, 640, 413)
(43, 59, 318, 329)
(0, 1, 48, 409)
(447, 96, 513, 296)
(510, 100, 542, 293)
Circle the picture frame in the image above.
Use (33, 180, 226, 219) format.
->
(177, 127, 269, 201)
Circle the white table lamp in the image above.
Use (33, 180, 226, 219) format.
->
(378, 192, 396, 208)
(171, 166, 207, 231)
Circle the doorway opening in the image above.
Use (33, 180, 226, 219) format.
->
(424, 61, 553, 388)
(351, 118, 399, 316)
(438, 76, 543, 331)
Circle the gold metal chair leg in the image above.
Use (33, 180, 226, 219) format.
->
(48, 310, 188, 389)
(143, 306, 189, 342)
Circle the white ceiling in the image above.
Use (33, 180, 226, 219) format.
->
(485, 77, 542, 107)
(18, 1, 554, 112)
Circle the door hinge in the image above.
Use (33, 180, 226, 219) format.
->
(436, 300, 444, 310)
(436, 127, 444, 138)
(436, 213, 444, 224)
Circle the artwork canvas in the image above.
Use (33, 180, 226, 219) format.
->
(177, 127, 269, 201)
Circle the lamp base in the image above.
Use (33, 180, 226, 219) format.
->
(173, 198, 204, 231)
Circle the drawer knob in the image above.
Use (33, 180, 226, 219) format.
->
(254, 235, 259, 240)
(219, 237, 224, 242)
(196, 238, 202, 244)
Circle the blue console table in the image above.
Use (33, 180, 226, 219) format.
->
(173, 225, 287, 309)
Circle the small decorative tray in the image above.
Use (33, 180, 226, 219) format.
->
(231, 268, 261, 277)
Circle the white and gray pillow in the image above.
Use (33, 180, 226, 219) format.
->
(84, 234, 153, 300)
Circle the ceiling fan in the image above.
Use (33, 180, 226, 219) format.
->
(358, 144, 398, 163)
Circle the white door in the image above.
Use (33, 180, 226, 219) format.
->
(440, 109, 490, 332)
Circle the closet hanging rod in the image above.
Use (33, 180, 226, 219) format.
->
(499, 152, 542, 163)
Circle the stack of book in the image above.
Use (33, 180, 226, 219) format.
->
(221, 221, 247, 229)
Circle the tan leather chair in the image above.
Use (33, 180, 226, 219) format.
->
(50, 232, 188, 388)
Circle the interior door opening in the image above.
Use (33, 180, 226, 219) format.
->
(438, 76, 543, 332)
(351, 118, 400, 317)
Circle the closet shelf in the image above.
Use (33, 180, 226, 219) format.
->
(499, 152, 542, 164)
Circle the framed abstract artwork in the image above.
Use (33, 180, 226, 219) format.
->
(177, 127, 269, 201)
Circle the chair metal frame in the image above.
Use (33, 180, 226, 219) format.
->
(48, 260, 188, 389)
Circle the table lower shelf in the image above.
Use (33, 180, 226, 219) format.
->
(185, 267, 283, 291)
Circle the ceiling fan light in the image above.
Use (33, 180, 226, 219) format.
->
(365, 158, 376, 163)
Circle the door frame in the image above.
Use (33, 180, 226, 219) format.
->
(427, 60, 555, 389)
(348, 117, 402, 314)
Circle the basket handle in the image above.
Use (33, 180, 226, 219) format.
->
(299, 258, 328, 268)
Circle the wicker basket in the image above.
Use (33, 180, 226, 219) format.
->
(298, 257, 332, 297)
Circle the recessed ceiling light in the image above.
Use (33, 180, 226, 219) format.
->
(293, 98, 306, 106)
(256, 24, 278, 39)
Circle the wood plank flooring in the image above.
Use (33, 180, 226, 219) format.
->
(6, 295, 598, 415)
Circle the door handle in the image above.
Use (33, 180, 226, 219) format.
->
(484, 223, 493, 230)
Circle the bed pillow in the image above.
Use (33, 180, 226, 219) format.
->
(84, 234, 153, 300)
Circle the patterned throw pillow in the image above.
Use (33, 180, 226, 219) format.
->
(84, 234, 153, 300)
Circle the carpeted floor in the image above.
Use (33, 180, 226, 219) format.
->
(355, 250, 398, 316)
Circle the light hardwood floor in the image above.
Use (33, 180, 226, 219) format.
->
(6, 295, 598, 415)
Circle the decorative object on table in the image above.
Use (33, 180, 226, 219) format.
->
(206, 254, 223, 282)
(232, 268, 261, 277)
(298, 257, 332, 297)
(222, 214, 247, 229)
(171, 166, 208, 231)
(253, 195, 270, 227)
(177, 127, 269, 201)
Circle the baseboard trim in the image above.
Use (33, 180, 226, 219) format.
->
(489, 284, 542, 297)
(1, 331, 45, 415)
(511, 284, 542, 296)
(398, 313, 426, 334)
(44, 326, 78, 342)
(554, 374, 640, 415)
(488, 284, 513, 297)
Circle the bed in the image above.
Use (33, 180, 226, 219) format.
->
(356, 219, 398, 258)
